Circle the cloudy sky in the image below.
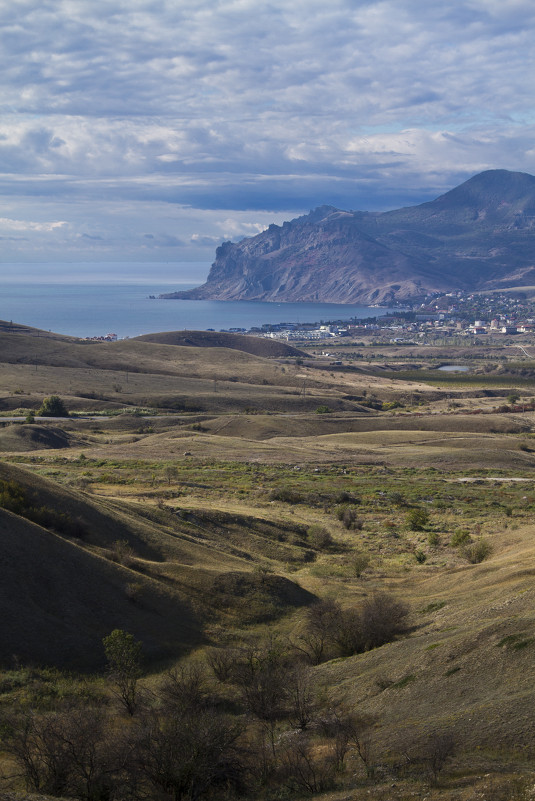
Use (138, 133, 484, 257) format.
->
(0, 0, 534, 271)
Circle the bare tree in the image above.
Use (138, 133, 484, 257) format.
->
(421, 731, 456, 785)
(4, 705, 122, 800)
(159, 663, 208, 714)
(131, 704, 244, 801)
(293, 599, 342, 664)
(286, 664, 316, 730)
(278, 732, 336, 795)
(320, 706, 376, 777)
(206, 646, 239, 683)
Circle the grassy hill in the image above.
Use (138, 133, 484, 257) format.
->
(3, 323, 535, 798)
(0, 459, 315, 671)
(0, 506, 202, 671)
(308, 516, 535, 791)
(134, 329, 306, 357)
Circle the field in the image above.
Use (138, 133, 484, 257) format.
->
(2, 322, 535, 800)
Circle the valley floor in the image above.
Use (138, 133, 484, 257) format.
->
(1, 324, 535, 800)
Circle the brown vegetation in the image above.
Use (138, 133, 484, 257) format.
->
(2, 324, 535, 799)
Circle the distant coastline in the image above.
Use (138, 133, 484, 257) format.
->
(0, 278, 400, 340)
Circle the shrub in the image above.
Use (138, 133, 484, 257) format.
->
(315, 405, 331, 414)
(427, 531, 440, 546)
(421, 731, 456, 785)
(4, 704, 118, 799)
(358, 592, 410, 651)
(352, 551, 370, 577)
(334, 491, 360, 505)
(38, 395, 68, 417)
(450, 528, 471, 547)
(390, 491, 406, 507)
(406, 507, 430, 531)
(306, 593, 409, 660)
(269, 488, 304, 504)
(463, 538, 492, 564)
(307, 525, 333, 549)
(109, 539, 135, 567)
(335, 505, 363, 530)
(279, 732, 336, 794)
(0, 479, 83, 538)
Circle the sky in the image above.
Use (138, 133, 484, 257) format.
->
(0, 0, 534, 273)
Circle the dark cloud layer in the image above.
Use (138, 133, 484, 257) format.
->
(0, 0, 534, 261)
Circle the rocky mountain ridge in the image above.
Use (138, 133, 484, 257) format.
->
(164, 169, 535, 304)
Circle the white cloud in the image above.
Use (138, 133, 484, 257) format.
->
(0, 0, 533, 259)
(0, 217, 67, 232)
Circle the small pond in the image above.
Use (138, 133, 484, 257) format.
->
(437, 365, 470, 372)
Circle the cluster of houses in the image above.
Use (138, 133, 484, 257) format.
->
(254, 314, 535, 343)
(467, 320, 535, 335)
(261, 324, 349, 341)
(84, 332, 118, 342)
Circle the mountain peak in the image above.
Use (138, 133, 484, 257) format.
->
(165, 170, 535, 305)
(431, 169, 535, 212)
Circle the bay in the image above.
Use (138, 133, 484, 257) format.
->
(0, 262, 399, 339)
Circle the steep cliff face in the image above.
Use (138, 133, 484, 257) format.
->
(164, 170, 535, 304)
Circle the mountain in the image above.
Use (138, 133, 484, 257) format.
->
(164, 170, 535, 304)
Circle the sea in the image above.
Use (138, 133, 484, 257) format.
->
(0, 262, 398, 339)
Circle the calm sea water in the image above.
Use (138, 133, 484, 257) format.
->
(0, 262, 397, 339)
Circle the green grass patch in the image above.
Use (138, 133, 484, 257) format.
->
(497, 634, 523, 649)
(420, 601, 447, 614)
(512, 638, 535, 651)
(391, 674, 417, 689)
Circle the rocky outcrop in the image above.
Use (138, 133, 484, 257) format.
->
(163, 170, 535, 304)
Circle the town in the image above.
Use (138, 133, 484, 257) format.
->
(245, 290, 535, 343)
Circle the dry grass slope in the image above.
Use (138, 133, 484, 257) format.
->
(134, 329, 305, 357)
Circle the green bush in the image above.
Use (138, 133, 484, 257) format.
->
(38, 395, 68, 417)
(269, 488, 304, 504)
(352, 551, 370, 577)
(406, 507, 430, 531)
(0, 478, 83, 538)
(390, 491, 406, 507)
(463, 538, 492, 564)
(335, 505, 363, 530)
(307, 525, 333, 549)
(450, 529, 471, 547)
(334, 491, 360, 505)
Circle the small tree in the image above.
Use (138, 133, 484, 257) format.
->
(295, 599, 342, 664)
(307, 525, 333, 549)
(165, 464, 179, 485)
(38, 395, 68, 417)
(103, 629, 142, 715)
(352, 551, 370, 577)
(422, 731, 456, 784)
(406, 507, 429, 531)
